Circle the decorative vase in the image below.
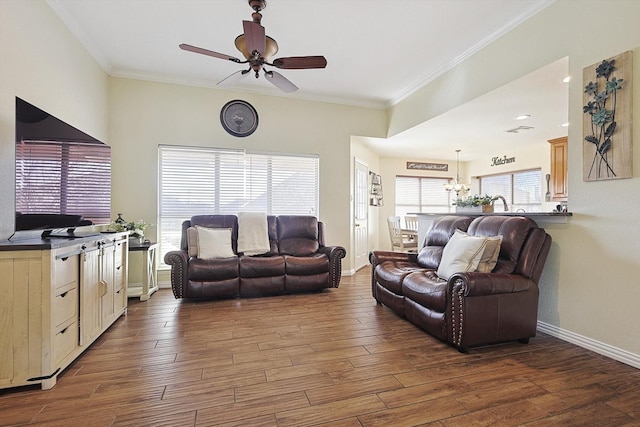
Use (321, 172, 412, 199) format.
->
(455, 205, 494, 214)
(129, 235, 144, 246)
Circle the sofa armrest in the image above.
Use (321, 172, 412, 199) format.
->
(369, 250, 418, 268)
(449, 272, 535, 297)
(318, 245, 346, 288)
(447, 271, 539, 351)
(164, 249, 189, 298)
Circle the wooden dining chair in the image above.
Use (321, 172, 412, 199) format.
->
(404, 215, 418, 232)
(387, 216, 418, 252)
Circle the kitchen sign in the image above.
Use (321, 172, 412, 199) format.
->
(491, 155, 516, 167)
(406, 162, 448, 171)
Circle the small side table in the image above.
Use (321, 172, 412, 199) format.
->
(128, 242, 158, 301)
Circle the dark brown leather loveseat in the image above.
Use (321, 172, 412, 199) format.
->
(370, 215, 551, 352)
(164, 215, 346, 299)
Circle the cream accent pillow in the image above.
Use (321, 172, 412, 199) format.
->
(187, 227, 199, 257)
(477, 235, 502, 273)
(437, 229, 488, 280)
(195, 226, 235, 259)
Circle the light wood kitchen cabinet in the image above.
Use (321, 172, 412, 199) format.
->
(0, 232, 128, 390)
(548, 136, 568, 202)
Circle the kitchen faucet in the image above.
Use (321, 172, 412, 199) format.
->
(492, 195, 509, 211)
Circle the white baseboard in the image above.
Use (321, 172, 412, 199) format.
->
(342, 268, 356, 276)
(537, 321, 640, 369)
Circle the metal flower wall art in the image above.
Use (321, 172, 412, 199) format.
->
(582, 51, 633, 181)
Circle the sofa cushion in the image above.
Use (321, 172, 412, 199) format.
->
(188, 256, 239, 281)
(436, 229, 487, 280)
(284, 254, 328, 275)
(375, 261, 426, 295)
(278, 216, 320, 256)
(195, 226, 235, 259)
(240, 255, 285, 278)
(402, 271, 448, 313)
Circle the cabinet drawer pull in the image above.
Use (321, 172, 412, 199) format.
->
(60, 291, 68, 298)
(56, 250, 84, 260)
(60, 326, 69, 335)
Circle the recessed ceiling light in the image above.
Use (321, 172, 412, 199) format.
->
(561, 122, 569, 127)
(515, 114, 531, 120)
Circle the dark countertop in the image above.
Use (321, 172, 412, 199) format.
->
(411, 211, 572, 224)
(412, 212, 572, 217)
(0, 232, 123, 251)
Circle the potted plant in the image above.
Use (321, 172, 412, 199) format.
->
(110, 213, 149, 245)
(453, 194, 496, 213)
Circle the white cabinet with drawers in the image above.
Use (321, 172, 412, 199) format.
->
(0, 232, 129, 390)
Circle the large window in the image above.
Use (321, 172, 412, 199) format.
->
(395, 176, 452, 217)
(480, 169, 542, 212)
(158, 145, 319, 264)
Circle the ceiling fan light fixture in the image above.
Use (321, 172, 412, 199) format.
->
(234, 34, 279, 60)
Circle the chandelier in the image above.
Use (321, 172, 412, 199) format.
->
(444, 149, 470, 196)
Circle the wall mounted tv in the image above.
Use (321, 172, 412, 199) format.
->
(15, 97, 111, 238)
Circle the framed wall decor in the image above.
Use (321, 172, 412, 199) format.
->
(582, 50, 633, 181)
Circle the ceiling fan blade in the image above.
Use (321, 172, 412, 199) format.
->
(264, 70, 298, 93)
(272, 56, 327, 69)
(242, 20, 266, 56)
(179, 43, 242, 63)
(217, 69, 250, 87)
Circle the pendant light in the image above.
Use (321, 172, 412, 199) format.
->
(444, 149, 470, 196)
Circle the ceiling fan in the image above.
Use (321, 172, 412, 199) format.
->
(179, 0, 327, 93)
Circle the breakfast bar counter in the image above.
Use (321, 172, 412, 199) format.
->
(411, 211, 572, 248)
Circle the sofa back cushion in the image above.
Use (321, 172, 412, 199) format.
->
(417, 216, 473, 269)
(277, 215, 319, 256)
(467, 216, 536, 274)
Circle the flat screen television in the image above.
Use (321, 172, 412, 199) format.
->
(14, 97, 111, 238)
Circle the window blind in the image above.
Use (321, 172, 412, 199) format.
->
(395, 176, 451, 217)
(158, 145, 319, 263)
(480, 169, 542, 212)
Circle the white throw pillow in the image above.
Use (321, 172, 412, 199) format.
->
(195, 226, 235, 259)
(437, 229, 488, 280)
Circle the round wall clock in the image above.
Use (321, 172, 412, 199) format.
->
(220, 100, 259, 137)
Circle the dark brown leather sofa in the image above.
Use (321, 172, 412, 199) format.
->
(164, 215, 346, 299)
(370, 215, 551, 352)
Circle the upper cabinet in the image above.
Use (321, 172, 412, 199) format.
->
(548, 136, 568, 202)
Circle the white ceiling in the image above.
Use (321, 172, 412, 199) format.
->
(47, 0, 566, 160)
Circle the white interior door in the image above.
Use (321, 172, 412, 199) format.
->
(354, 159, 369, 271)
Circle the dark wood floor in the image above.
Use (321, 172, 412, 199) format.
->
(2, 267, 639, 426)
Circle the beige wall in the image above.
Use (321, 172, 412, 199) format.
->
(0, 0, 109, 236)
